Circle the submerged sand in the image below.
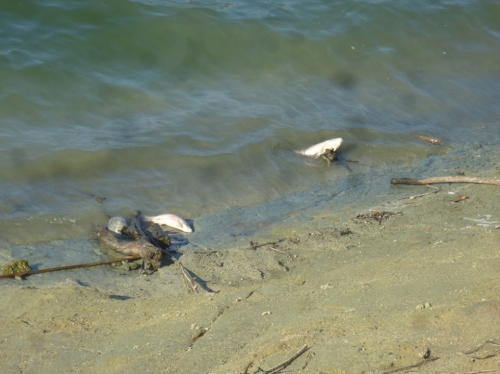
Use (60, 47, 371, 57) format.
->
(1, 154, 500, 373)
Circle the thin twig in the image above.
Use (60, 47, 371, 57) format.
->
(159, 248, 199, 293)
(426, 184, 441, 190)
(301, 350, 315, 370)
(461, 340, 500, 359)
(242, 361, 254, 374)
(247, 240, 284, 250)
(178, 261, 198, 293)
(382, 356, 439, 373)
(268, 247, 285, 254)
(0, 255, 142, 279)
(408, 192, 435, 200)
(248, 241, 278, 250)
(406, 186, 441, 200)
(462, 340, 500, 355)
(391, 177, 500, 186)
(472, 351, 500, 360)
(435, 370, 500, 374)
(259, 344, 310, 374)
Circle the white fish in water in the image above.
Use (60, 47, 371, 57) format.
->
(145, 214, 192, 233)
(297, 138, 343, 158)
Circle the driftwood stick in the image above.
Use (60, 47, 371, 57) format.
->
(462, 340, 500, 355)
(391, 177, 500, 186)
(259, 344, 310, 374)
(382, 356, 439, 373)
(158, 249, 200, 293)
(243, 361, 254, 374)
(0, 255, 141, 279)
(178, 261, 198, 293)
(461, 340, 500, 360)
(248, 240, 284, 250)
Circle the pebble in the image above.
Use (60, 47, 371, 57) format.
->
(416, 302, 432, 310)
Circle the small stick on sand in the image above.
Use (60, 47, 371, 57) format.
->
(248, 240, 284, 250)
(405, 186, 441, 200)
(426, 184, 441, 191)
(242, 361, 254, 374)
(436, 370, 500, 374)
(158, 248, 198, 293)
(382, 356, 439, 373)
(0, 255, 141, 280)
(391, 177, 500, 186)
(461, 340, 500, 360)
(177, 261, 198, 293)
(268, 247, 285, 254)
(462, 340, 500, 355)
(257, 344, 310, 374)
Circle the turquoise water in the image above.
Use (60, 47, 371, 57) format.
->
(0, 0, 499, 261)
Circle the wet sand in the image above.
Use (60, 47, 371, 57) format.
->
(1, 147, 500, 373)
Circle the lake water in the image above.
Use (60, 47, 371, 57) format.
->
(1, 0, 499, 275)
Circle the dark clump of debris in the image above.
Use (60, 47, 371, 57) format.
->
(96, 212, 170, 274)
(355, 211, 403, 225)
(2, 259, 30, 276)
(339, 228, 354, 236)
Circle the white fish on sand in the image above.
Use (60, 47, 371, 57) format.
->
(144, 214, 193, 233)
(297, 138, 343, 158)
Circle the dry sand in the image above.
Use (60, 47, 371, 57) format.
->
(1, 172, 500, 373)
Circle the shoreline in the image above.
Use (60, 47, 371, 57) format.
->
(1, 141, 500, 373)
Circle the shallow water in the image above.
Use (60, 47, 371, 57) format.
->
(0, 0, 499, 269)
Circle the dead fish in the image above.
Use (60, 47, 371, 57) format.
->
(144, 214, 192, 233)
(297, 138, 343, 158)
(416, 134, 442, 145)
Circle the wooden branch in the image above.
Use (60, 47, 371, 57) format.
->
(391, 177, 500, 186)
(382, 356, 439, 373)
(0, 255, 141, 279)
(259, 344, 310, 374)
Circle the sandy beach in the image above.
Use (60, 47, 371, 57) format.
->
(3, 1, 500, 373)
(1, 144, 500, 374)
